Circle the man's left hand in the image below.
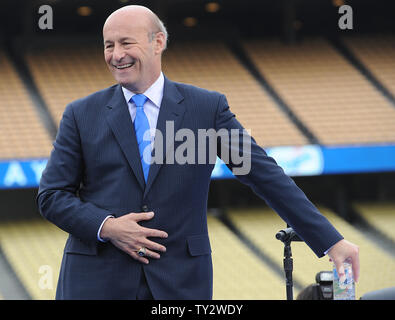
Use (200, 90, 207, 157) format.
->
(328, 239, 360, 282)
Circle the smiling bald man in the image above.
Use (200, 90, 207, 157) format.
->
(37, 5, 359, 300)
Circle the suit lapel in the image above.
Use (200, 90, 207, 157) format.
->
(104, 85, 146, 191)
(144, 78, 185, 198)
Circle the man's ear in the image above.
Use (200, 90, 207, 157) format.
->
(154, 32, 166, 55)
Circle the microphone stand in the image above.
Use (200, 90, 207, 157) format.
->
(275, 227, 302, 300)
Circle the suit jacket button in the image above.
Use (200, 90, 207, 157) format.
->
(142, 205, 149, 212)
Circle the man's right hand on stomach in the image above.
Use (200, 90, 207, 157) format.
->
(100, 211, 168, 264)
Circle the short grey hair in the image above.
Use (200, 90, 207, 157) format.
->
(148, 15, 168, 50)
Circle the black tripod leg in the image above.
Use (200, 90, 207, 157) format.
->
(284, 243, 294, 300)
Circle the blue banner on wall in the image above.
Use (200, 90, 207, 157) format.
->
(211, 144, 395, 179)
(0, 159, 48, 189)
(1, 144, 395, 188)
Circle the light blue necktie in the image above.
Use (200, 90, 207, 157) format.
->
(131, 94, 151, 182)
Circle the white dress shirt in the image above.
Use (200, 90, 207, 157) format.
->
(122, 72, 164, 146)
(97, 72, 165, 242)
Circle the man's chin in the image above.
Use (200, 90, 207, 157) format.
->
(119, 82, 143, 93)
(115, 76, 137, 89)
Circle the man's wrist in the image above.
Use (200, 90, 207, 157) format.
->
(98, 215, 115, 242)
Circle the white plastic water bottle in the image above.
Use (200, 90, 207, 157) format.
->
(333, 259, 355, 300)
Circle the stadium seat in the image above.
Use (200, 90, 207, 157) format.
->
(243, 38, 395, 145)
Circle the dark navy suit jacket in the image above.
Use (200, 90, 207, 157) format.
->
(37, 77, 343, 299)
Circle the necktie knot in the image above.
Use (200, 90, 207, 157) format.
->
(131, 94, 148, 108)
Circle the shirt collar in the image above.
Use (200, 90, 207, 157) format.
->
(121, 72, 164, 108)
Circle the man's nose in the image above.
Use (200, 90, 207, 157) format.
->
(112, 44, 126, 62)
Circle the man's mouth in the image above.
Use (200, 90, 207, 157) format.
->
(113, 61, 135, 69)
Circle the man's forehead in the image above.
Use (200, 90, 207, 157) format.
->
(103, 23, 148, 41)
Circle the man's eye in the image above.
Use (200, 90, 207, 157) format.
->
(105, 44, 114, 49)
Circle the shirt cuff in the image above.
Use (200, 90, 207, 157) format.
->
(324, 245, 334, 256)
(97, 215, 114, 242)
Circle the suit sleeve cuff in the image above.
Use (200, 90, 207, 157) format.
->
(324, 243, 338, 256)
